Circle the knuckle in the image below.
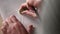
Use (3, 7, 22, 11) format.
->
(2, 20, 7, 24)
(7, 29, 11, 33)
(2, 21, 5, 23)
(5, 18, 10, 23)
(10, 15, 15, 19)
(2, 21, 8, 27)
(12, 26, 15, 29)
(10, 15, 13, 19)
(1, 22, 8, 31)
(6, 17, 10, 21)
(1, 26, 4, 30)
(1, 26, 5, 31)
(1, 25, 6, 29)
(13, 23, 18, 26)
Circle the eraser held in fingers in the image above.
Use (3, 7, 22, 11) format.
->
(19, 7, 29, 14)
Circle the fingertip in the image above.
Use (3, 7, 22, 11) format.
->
(19, 3, 27, 9)
(29, 25, 34, 30)
(10, 15, 16, 18)
(1, 26, 4, 31)
(10, 15, 17, 20)
(29, 25, 33, 28)
(10, 15, 20, 23)
(2, 20, 8, 26)
(28, 25, 35, 34)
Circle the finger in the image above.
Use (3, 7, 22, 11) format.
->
(21, 10, 28, 14)
(13, 23, 28, 34)
(1, 21, 8, 34)
(10, 15, 28, 34)
(1, 21, 8, 31)
(10, 15, 24, 26)
(12, 23, 21, 34)
(7, 27, 11, 34)
(10, 15, 23, 26)
(19, 3, 28, 11)
(19, 3, 27, 9)
(27, 25, 35, 34)
(21, 10, 37, 18)
(10, 15, 19, 23)
(10, 15, 25, 28)
(6, 17, 13, 25)
(7, 25, 18, 34)
(26, 0, 42, 8)
(26, 0, 34, 6)
(11, 26, 18, 34)
(1, 26, 7, 34)
(2, 20, 8, 27)
(33, 0, 42, 8)
(19, 3, 29, 14)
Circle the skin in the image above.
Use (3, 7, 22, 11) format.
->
(19, 3, 38, 18)
(26, 0, 42, 8)
(1, 15, 34, 34)
(1, 0, 42, 34)
(19, 0, 42, 18)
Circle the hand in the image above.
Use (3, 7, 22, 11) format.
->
(19, 0, 42, 18)
(1, 15, 34, 34)
(19, 3, 38, 18)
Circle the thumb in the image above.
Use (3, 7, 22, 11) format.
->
(27, 25, 35, 34)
